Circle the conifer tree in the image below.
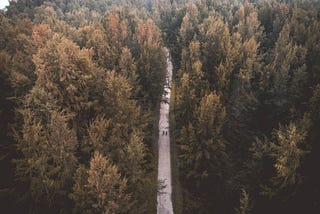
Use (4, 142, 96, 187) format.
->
(175, 73, 197, 126)
(235, 189, 252, 214)
(119, 47, 139, 90)
(15, 90, 78, 210)
(71, 152, 130, 214)
(233, 1, 264, 43)
(179, 2, 199, 47)
(264, 22, 307, 121)
(179, 92, 227, 188)
(199, 14, 231, 85)
(135, 18, 166, 107)
(271, 121, 308, 189)
(260, 116, 310, 199)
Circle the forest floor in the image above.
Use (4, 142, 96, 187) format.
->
(157, 50, 174, 214)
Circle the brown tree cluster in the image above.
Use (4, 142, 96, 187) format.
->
(1, 0, 166, 213)
(1, 0, 320, 213)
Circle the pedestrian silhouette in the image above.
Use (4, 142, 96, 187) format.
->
(162, 130, 164, 135)
(165, 131, 167, 135)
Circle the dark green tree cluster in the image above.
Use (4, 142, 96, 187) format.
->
(158, 0, 320, 213)
(1, 0, 166, 213)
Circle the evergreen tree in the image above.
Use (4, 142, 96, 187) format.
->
(135, 18, 166, 108)
(263, 22, 307, 125)
(235, 189, 252, 214)
(178, 92, 228, 212)
(71, 151, 130, 214)
(179, 2, 199, 47)
(15, 92, 78, 211)
(199, 13, 231, 85)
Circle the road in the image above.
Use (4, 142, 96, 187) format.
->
(157, 49, 174, 214)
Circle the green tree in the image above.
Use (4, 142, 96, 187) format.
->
(179, 92, 227, 187)
(118, 47, 139, 91)
(178, 91, 229, 213)
(175, 73, 197, 126)
(199, 14, 232, 85)
(123, 129, 155, 213)
(263, 22, 307, 122)
(179, 2, 199, 47)
(226, 36, 260, 148)
(135, 18, 166, 108)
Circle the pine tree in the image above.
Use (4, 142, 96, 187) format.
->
(263, 22, 307, 122)
(123, 129, 155, 213)
(271, 122, 308, 189)
(71, 151, 131, 214)
(15, 96, 78, 210)
(135, 18, 166, 108)
(233, 1, 264, 43)
(179, 2, 199, 47)
(32, 33, 105, 136)
(119, 47, 139, 89)
(226, 35, 260, 147)
(175, 73, 197, 126)
(179, 92, 227, 187)
(199, 14, 231, 85)
(260, 116, 310, 199)
(235, 189, 252, 214)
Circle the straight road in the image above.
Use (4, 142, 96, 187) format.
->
(157, 49, 174, 214)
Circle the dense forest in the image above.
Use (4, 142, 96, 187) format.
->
(1, 0, 320, 213)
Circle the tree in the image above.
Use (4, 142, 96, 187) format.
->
(82, 115, 111, 157)
(261, 116, 310, 199)
(178, 91, 229, 213)
(235, 189, 252, 214)
(31, 23, 53, 49)
(257, 1, 288, 49)
(271, 122, 308, 188)
(199, 14, 232, 85)
(79, 25, 114, 69)
(179, 2, 199, 47)
(175, 73, 197, 126)
(15, 93, 78, 211)
(32, 33, 106, 136)
(135, 18, 166, 108)
(263, 22, 307, 123)
(0, 16, 36, 98)
(98, 11, 132, 70)
(179, 37, 207, 95)
(226, 36, 260, 148)
(119, 47, 139, 90)
(179, 92, 227, 187)
(233, 1, 264, 43)
(123, 129, 155, 213)
(71, 151, 130, 214)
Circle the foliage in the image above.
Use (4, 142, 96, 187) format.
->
(1, 0, 320, 213)
(235, 189, 252, 214)
(70, 151, 130, 214)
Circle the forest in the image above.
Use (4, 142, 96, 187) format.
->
(1, 0, 320, 213)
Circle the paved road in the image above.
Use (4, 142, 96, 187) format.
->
(157, 50, 174, 214)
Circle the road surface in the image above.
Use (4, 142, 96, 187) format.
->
(157, 49, 174, 214)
